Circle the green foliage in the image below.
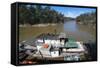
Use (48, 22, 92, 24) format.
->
(19, 5, 65, 25)
(76, 12, 96, 25)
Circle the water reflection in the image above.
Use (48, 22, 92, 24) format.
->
(63, 20, 96, 42)
(64, 20, 78, 32)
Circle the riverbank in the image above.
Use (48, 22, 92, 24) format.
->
(19, 23, 61, 27)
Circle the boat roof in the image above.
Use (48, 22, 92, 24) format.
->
(65, 41, 79, 48)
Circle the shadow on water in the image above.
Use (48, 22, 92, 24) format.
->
(83, 42, 97, 61)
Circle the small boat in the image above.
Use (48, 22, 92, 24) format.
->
(19, 33, 87, 62)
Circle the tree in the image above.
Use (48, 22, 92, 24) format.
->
(19, 4, 65, 25)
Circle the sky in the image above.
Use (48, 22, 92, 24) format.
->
(26, 4, 96, 18)
(51, 6, 96, 18)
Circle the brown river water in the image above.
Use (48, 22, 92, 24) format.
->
(19, 20, 96, 43)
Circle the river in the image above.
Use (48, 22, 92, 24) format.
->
(19, 20, 96, 43)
